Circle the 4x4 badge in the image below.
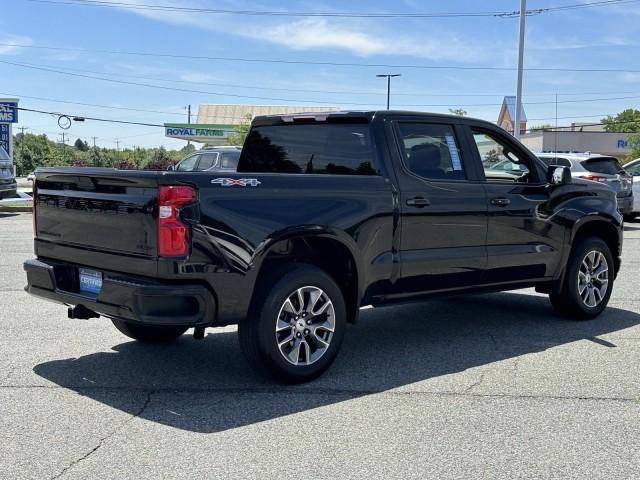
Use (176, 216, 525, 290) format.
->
(211, 178, 262, 187)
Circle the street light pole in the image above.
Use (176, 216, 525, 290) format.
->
(514, 0, 526, 139)
(376, 74, 401, 110)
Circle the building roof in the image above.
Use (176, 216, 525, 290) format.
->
(196, 104, 338, 125)
(502, 96, 527, 122)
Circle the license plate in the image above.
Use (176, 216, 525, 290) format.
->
(79, 268, 102, 295)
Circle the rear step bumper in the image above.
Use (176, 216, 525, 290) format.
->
(24, 258, 216, 327)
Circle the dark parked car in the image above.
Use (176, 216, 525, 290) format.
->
(25, 111, 622, 383)
(537, 153, 633, 216)
(171, 146, 241, 172)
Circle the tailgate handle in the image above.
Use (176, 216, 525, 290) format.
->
(406, 197, 430, 208)
(491, 197, 511, 207)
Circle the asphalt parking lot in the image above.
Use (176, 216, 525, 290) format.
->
(1, 212, 639, 479)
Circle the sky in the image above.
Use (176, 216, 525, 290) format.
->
(2, 0, 640, 149)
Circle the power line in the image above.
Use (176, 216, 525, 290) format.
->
(0, 91, 184, 116)
(18, 106, 164, 127)
(4, 60, 634, 98)
(4, 43, 640, 73)
(23, 0, 640, 18)
(17, 106, 238, 132)
(5, 61, 640, 107)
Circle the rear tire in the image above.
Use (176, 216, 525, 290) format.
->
(239, 264, 346, 383)
(111, 319, 188, 343)
(549, 236, 614, 320)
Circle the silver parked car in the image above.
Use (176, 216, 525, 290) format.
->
(623, 157, 640, 219)
(170, 146, 241, 172)
(537, 153, 634, 216)
(0, 146, 17, 199)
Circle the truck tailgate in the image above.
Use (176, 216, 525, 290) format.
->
(35, 169, 159, 258)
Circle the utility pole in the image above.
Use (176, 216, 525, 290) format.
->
(92, 136, 97, 148)
(19, 126, 27, 158)
(514, 0, 526, 139)
(186, 104, 192, 146)
(376, 74, 401, 110)
(59, 131, 67, 161)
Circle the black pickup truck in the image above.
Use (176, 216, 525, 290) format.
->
(25, 111, 623, 383)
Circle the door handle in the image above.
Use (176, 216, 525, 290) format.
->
(490, 197, 511, 207)
(406, 197, 431, 207)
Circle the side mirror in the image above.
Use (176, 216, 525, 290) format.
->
(547, 165, 572, 185)
(167, 165, 175, 171)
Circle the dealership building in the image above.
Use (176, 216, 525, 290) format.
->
(520, 127, 632, 159)
(165, 104, 337, 146)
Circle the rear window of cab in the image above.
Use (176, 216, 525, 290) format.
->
(237, 123, 378, 175)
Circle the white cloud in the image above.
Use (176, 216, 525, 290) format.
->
(106, 0, 488, 62)
(0, 34, 34, 55)
(179, 72, 219, 83)
(620, 73, 640, 84)
(255, 18, 485, 61)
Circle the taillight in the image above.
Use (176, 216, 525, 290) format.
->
(157, 185, 196, 257)
(579, 175, 607, 182)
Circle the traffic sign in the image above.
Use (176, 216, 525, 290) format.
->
(0, 101, 18, 123)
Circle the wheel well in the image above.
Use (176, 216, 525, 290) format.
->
(573, 221, 621, 275)
(257, 236, 359, 323)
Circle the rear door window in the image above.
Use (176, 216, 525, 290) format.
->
(581, 157, 623, 175)
(238, 123, 377, 175)
(397, 123, 465, 181)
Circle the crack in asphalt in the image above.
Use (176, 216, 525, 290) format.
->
(464, 371, 487, 393)
(2, 384, 637, 404)
(49, 391, 154, 480)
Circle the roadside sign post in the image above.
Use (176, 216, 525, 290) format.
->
(0, 98, 19, 163)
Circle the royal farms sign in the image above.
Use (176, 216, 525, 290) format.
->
(164, 123, 235, 145)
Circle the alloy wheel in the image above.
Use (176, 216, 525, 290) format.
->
(578, 250, 609, 308)
(275, 286, 335, 366)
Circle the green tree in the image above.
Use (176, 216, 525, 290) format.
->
(13, 133, 61, 175)
(74, 138, 89, 151)
(627, 133, 640, 160)
(448, 108, 467, 117)
(226, 114, 252, 146)
(601, 109, 640, 133)
(529, 124, 553, 131)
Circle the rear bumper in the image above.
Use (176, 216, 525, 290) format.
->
(617, 195, 633, 214)
(24, 258, 216, 327)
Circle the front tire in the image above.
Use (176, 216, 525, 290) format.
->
(549, 236, 614, 320)
(239, 264, 346, 383)
(111, 319, 188, 343)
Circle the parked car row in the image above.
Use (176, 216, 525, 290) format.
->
(536, 153, 636, 219)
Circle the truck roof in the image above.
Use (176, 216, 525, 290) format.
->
(251, 110, 497, 128)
